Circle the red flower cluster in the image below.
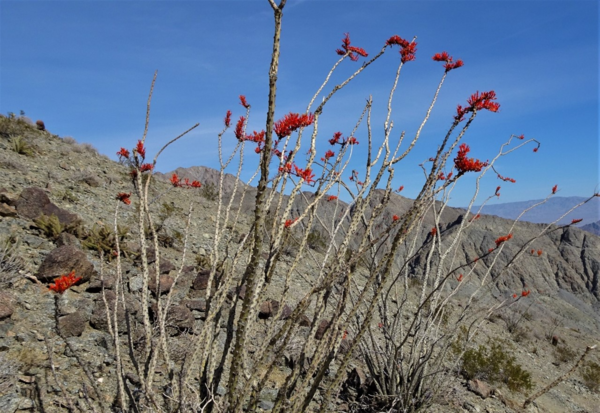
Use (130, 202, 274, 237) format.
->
(571, 218, 583, 224)
(494, 233, 513, 247)
(224, 110, 232, 127)
(552, 185, 558, 194)
(140, 163, 153, 172)
(328, 131, 359, 146)
(327, 195, 338, 201)
(321, 150, 335, 162)
(454, 144, 488, 174)
(284, 218, 298, 228)
(392, 214, 399, 221)
(521, 290, 531, 297)
(170, 173, 201, 188)
(49, 271, 82, 294)
(116, 147, 130, 160)
(438, 171, 453, 181)
(274, 112, 314, 139)
(432, 51, 463, 72)
(336, 33, 368, 62)
(455, 90, 500, 121)
(395, 185, 404, 193)
(116, 192, 131, 205)
(293, 165, 315, 185)
(430, 227, 437, 236)
(386, 35, 417, 63)
(495, 186, 501, 197)
(456, 274, 463, 282)
(135, 140, 146, 160)
(234, 116, 246, 140)
(239, 95, 250, 109)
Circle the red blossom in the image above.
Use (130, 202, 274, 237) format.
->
(494, 233, 513, 247)
(537, 250, 542, 256)
(321, 150, 335, 162)
(170, 173, 181, 187)
(117, 147, 130, 160)
(327, 195, 338, 202)
(386, 35, 409, 48)
(393, 214, 399, 221)
(521, 290, 531, 297)
(279, 163, 292, 174)
(531, 249, 535, 254)
(444, 60, 464, 72)
(329, 131, 343, 146)
(533, 147, 539, 153)
(347, 136, 359, 145)
(456, 274, 463, 282)
(135, 140, 146, 159)
(552, 185, 558, 194)
(454, 144, 488, 174)
(495, 186, 501, 197)
(430, 227, 437, 236)
(274, 112, 314, 139)
(470, 213, 481, 222)
(284, 218, 298, 228)
(224, 110, 232, 127)
(293, 165, 316, 185)
(140, 163, 153, 172)
(337, 33, 368, 61)
(517, 134, 525, 140)
(467, 90, 500, 113)
(432, 51, 451, 62)
(513, 294, 517, 299)
(48, 271, 82, 294)
(239, 95, 250, 109)
(497, 173, 516, 183)
(395, 186, 404, 193)
(455, 105, 467, 122)
(116, 192, 131, 205)
(246, 130, 265, 143)
(385, 35, 416, 62)
(234, 116, 246, 140)
(571, 218, 583, 224)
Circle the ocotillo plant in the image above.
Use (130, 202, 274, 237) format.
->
(55, 1, 597, 412)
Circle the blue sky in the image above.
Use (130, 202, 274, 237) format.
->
(1, 0, 598, 207)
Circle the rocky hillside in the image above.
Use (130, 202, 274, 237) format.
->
(0, 115, 599, 412)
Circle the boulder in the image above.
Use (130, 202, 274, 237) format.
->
(37, 245, 96, 283)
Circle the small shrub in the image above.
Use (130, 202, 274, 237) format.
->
(581, 361, 600, 392)
(0, 234, 24, 287)
(10, 135, 34, 156)
(554, 344, 577, 363)
(62, 136, 77, 145)
(460, 341, 533, 394)
(35, 214, 63, 240)
(60, 188, 79, 203)
(200, 182, 219, 201)
(82, 224, 131, 259)
(307, 229, 326, 251)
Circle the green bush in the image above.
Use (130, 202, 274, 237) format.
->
(554, 344, 577, 364)
(10, 135, 34, 156)
(200, 182, 219, 201)
(34, 214, 63, 240)
(461, 341, 533, 393)
(581, 361, 600, 392)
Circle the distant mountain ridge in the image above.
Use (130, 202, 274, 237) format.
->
(471, 196, 599, 229)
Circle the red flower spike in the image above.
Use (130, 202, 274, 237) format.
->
(329, 131, 343, 146)
(571, 218, 583, 224)
(521, 290, 531, 297)
(274, 112, 314, 139)
(430, 227, 437, 236)
(337, 33, 368, 61)
(517, 134, 525, 140)
(432, 51, 451, 62)
(170, 173, 181, 187)
(454, 144, 488, 174)
(495, 186, 501, 197)
(135, 140, 146, 159)
(234, 116, 246, 140)
(393, 215, 399, 221)
(513, 294, 517, 299)
(533, 147, 539, 153)
(386, 35, 409, 48)
(347, 136, 359, 145)
(224, 110, 232, 127)
(116, 192, 131, 205)
(191, 180, 201, 188)
(48, 271, 82, 294)
(321, 150, 335, 162)
(239, 95, 250, 109)
(327, 195, 338, 202)
(537, 250, 542, 256)
(494, 233, 513, 247)
(444, 60, 464, 72)
(140, 163, 153, 172)
(284, 218, 298, 228)
(117, 147, 130, 160)
(552, 185, 558, 194)
(456, 274, 463, 282)
(396, 186, 404, 193)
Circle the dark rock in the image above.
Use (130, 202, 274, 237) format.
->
(15, 187, 79, 226)
(0, 292, 16, 320)
(192, 269, 210, 290)
(55, 232, 80, 248)
(80, 175, 101, 187)
(183, 299, 206, 312)
(37, 245, 96, 283)
(150, 303, 194, 335)
(227, 284, 246, 300)
(468, 379, 491, 399)
(89, 291, 137, 332)
(159, 259, 176, 274)
(87, 274, 116, 292)
(0, 203, 17, 217)
(298, 314, 311, 327)
(58, 312, 87, 337)
(279, 304, 292, 320)
(35, 120, 45, 131)
(551, 335, 560, 346)
(148, 274, 174, 295)
(315, 320, 330, 340)
(259, 299, 280, 319)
